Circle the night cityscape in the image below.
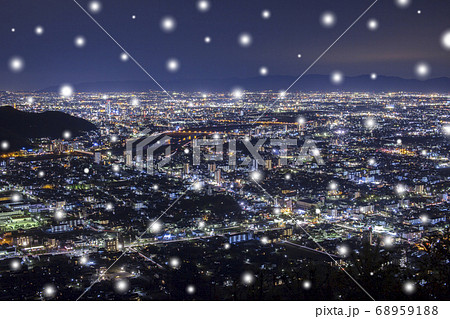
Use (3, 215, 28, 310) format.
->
(0, 0, 449, 311)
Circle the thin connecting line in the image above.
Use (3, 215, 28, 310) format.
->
(72, 0, 199, 125)
(253, 0, 379, 123)
(76, 183, 194, 301)
(250, 177, 376, 301)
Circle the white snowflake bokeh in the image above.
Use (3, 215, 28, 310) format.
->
(197, 0, 211, 13)
(74, 35, 86, 48)
(186, 284, 196, 294)
(415, 62, 430, 79)
(1, 140, 10, 151)
(238, 32, 253, 47)
(441, 30, 450, 50)
(259, 66, 269, 76)
(395, 0, 411, 9)
(34, 25, 44, 36)
(166, 58, 180, 72)
(88, 1, 102, 14)
(9, 56, 25, 73)
(330, 71, 344, 85)
(160, 16, 177, 33)
(320, 11, 336, 28)
(261, 9, 271, 19)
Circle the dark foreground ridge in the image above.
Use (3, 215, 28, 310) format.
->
(0, 106, 97, 151)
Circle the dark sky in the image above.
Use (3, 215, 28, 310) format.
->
(1, 0, 450, 91)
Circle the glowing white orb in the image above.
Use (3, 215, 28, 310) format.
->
(130, 98, 139, 106)
(421, 150, 427, 156)
(315, 208, 321, 214)
(297, 53, 302, 58)
(38, 170, 45, 178)
(232, 87, 244, 99)
(120, 52, 129, 61)
(152, 184, 159, 190)
(396, 139, 402, 145)
(150, 220, 162, 233)
(88, 1, 102, 14)
(251, 171, 262, 181)
(368, 158, 376, 165)
(54, 210, 65, 220)
(110, 135, 118, 143)
(10, 259, 21, 271)
(261, 10, 271, 19)
(285, 174, 291, 180)
(112, 164, 120, 172)
(274, 207, 281, 214)
(105, 202, 114, 211)
(297, 116, 306, 125)
(1, 140, 10, 151)
(60, 84, 74, 97)
(337, 245, 349, 256)
(365, 117, 377, 129)
(384, 236, 394, 247)
(115, 279, 129, 293)
(9, 56, 25, 73)
(197, 0, 210, 12)
(193, 181, 203, 191)
(330, 71, 344, 85)
(320, 11, 336, 28)
(238, 32, 253, 47)
(329, 181, 338, 191)
(442, 125, 450, 136)
(241, 272, 255, 285)
(132, 15, 136, 20)
(83, 168, 90, 174)
(441, 30, 450, 50)
(417, 10, 421, 15)
(370, 73, 377, 80)
(395, 0, 411, 8)
(62, 130, 72, 139)
(166, 58, 180, 72)
(420, 215, 429, 223)
(260, 236, 269, 245)
(204, 36, 211, 43)
(11, 193, 22, 202)
(367, 19, 379, 31)
(396, 184, 407, 195)
(259, 66, 269, 76)
(27, 96, 34, 104)
(224, 243, 231, 249)
(415, 62, 430, 79)
(186, 285, 196, 294)
(80, 256, 88, 265)
(302, 280, 312, 290)
(199, 221, 206, 228)
(403, 281, 416, 295)
(160, 16, 177, 33)
(74, 35, 86, 48)
(169, 257, 180, 268)
(312, 148, 320, 156)
(35, 25, 44, 35)
(11, 28, 15, 32)
(43, 284, 56, 297)
(279, 90, 286, 98)
(184, 148, 190, 154)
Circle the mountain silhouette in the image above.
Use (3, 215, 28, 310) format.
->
(40, 74, 450, 93)
(0, 106, 97, 152)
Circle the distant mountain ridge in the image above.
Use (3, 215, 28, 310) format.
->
(0, 106, 97, 152)
(39, 74, 450, 93)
